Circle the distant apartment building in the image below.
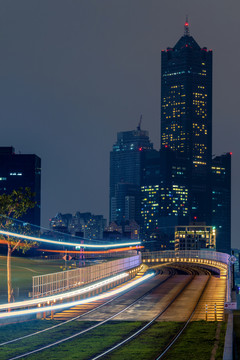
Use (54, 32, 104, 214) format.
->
(0, 146, 41, 226)
(49, 211, 107, 240)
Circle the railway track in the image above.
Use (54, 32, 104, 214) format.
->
(0, 267, 172, 359)
(0, 266, 211, 360)
(90, 266, 211, 360)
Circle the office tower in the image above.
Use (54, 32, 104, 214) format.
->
(161, 21, 212, 223)
(110, 125, 153, 224)
(211, 153, 231, 253)
(141, 147, 189, 249)
(0, 147, 41, 226)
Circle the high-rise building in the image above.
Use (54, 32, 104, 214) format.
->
(110, 125, 153, 224)
(161, 21, 212, 223)
(211, 153, 231, 253)
(0, 147, 41, 226)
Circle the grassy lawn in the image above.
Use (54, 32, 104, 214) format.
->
(0, 320, 94, 360)
(107, 321, 226, 360)
(104, 321, 182, 360)
(165, 321, 226, 360)
(0, 320, 143, 360)
(0, 256, 68, 302)
(0, 320, 227, 360)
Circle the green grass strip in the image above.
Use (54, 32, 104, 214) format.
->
(0, 320, 227, 360)
(165, 321, 226, 360)
(17, 321, 144, 360)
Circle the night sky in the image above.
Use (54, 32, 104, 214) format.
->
(0, 1, 239, 247)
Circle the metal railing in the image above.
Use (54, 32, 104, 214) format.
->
(142, 249, 233, 302)
(142, 250, 230, 265)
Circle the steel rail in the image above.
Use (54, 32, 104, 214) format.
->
(0, 268, 170, 347)
(5, 269, 175, 359)
(155, 268, 211, 359)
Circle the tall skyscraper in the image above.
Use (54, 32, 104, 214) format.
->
(161, 20, 212, 224)
(211, 153, 231, 253)
(0, 147, 41, 226)
(110, 125, 153, 224)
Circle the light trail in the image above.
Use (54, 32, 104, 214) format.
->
(0, 229, 141, 248)
(0, 284, 136, 347)
(0, 272, 129, 311)
(0, 272, 154, 319)
(37, 245, 144, 254)
(7, 272, 156, 360)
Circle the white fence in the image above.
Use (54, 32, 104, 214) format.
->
(32, 254, 141, 298)
(142, 249, 233, 302)
(142, 250, 230, 265)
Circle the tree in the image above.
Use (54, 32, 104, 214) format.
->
(0, 187, 36, 303)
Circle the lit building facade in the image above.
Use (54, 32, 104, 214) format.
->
(175, 224, 216, 251)
(0, 147, 41, 226)
(141, 148, 189, 249)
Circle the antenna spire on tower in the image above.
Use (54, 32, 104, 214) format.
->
(137, 114, 142, 131)
(184, 16, 190, 36)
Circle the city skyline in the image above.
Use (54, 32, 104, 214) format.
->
(0, 1, 239, 247)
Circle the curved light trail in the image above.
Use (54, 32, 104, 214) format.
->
(0, 272, 129, 311)
(0, 229, 141, 248)
(37, 245, 144, 254)
(0, 272, 154, 319)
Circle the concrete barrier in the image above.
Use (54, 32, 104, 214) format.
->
(223, 311, 233, 360)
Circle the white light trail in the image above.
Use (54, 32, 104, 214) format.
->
(0, 272, 154, 319)
(0, 272, 129, 311)
(0, 230, 141, 248)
